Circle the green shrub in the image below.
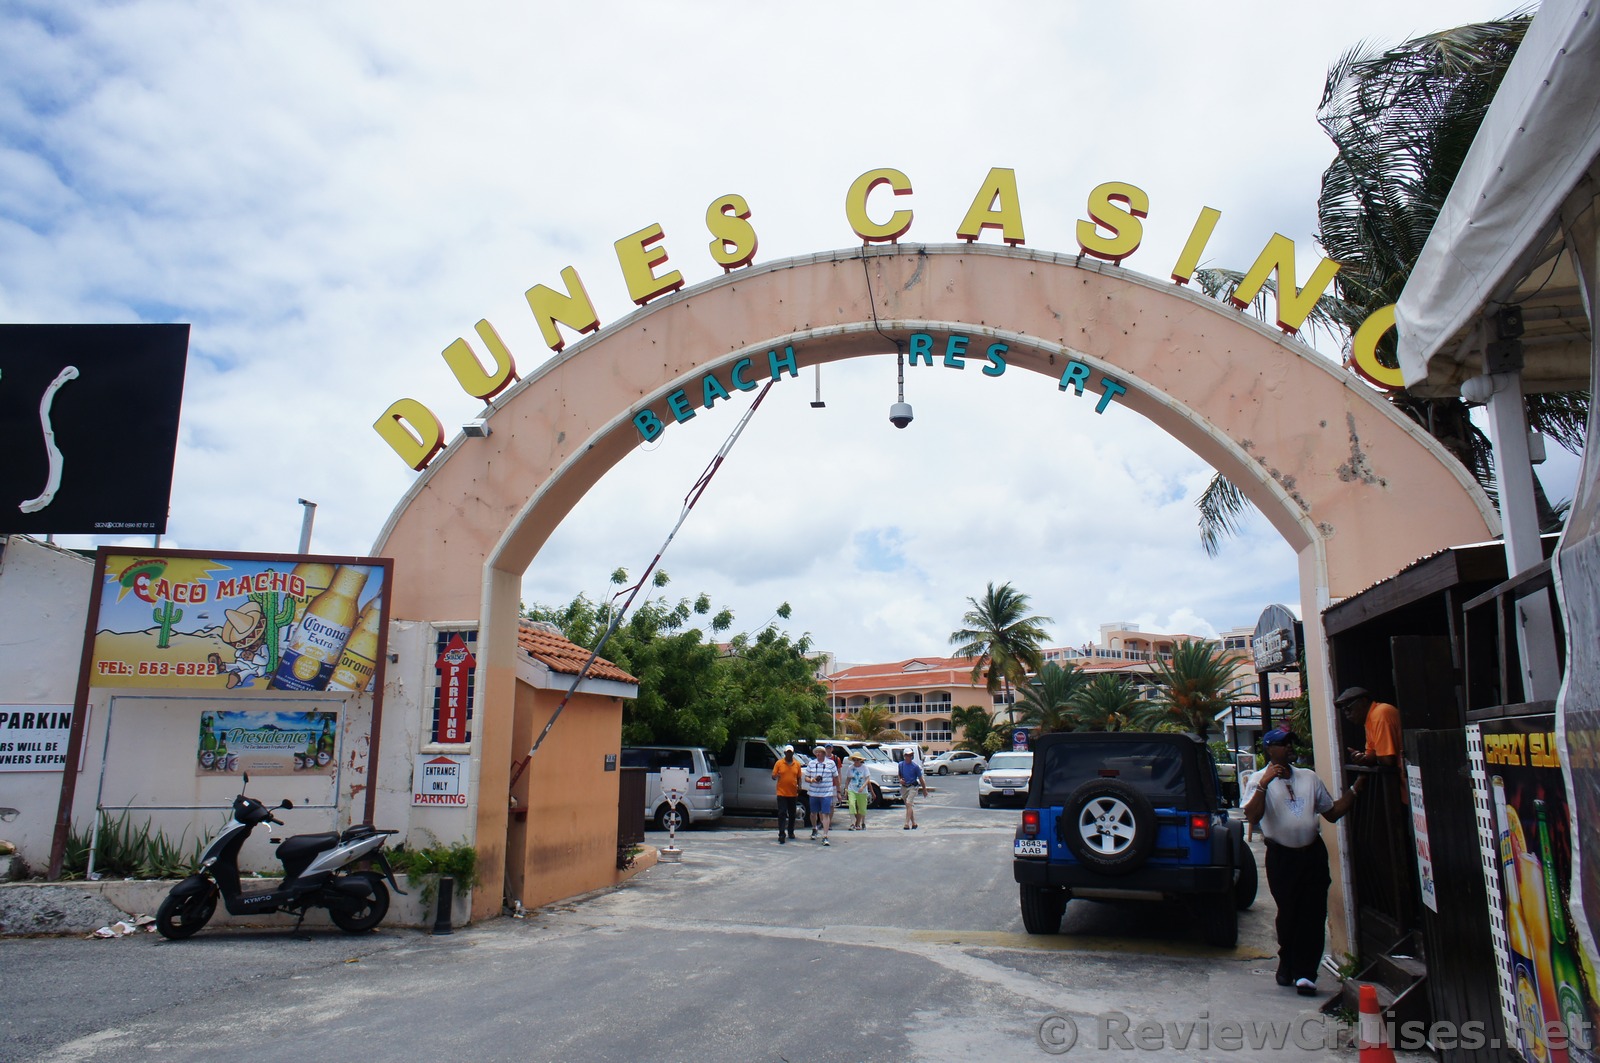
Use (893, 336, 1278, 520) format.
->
(388, 838, 481, 907)
(60, 809, 205, 880)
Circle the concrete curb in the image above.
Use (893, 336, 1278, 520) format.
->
(0, 877, 472, 935)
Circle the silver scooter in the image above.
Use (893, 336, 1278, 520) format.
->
(156, 774, 405, 939)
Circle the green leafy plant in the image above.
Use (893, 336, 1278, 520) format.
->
(387, 838, 481, 908)
(616, 844, 643, 871)
(60, 809, 205, 880)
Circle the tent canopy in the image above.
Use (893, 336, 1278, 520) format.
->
(1396, 0, 1600, 398)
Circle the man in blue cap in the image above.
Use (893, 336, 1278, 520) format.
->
(1241, 727, 1364, 996)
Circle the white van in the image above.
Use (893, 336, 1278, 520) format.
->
(619, 745, 725, 830)
(880, 742, 924, 768)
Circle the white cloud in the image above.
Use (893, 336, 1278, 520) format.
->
(1, 0, 1539, 663)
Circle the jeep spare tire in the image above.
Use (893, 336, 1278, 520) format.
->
(1063, 779, 1157, 875)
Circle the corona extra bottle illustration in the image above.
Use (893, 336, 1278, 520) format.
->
(1538, 800, 1591, 1051)
(290, 562, 335, 602)
(1495, 777, 1550, 1063)
(270, 566, 369, 691)
(326, 600, 381, 693)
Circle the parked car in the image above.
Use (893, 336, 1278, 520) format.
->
(978, 751, 1033, 807)
(619, 745, 725, 830)
(1011, 731, 1256, 947)
(928, 750, 987, 775)
(718, 737, 787, 812)
(879, 742, 924, 768)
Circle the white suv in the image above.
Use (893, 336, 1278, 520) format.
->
(978, 751, 1034, 807)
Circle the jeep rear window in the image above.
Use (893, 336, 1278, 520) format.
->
(1038, 741, 1190, 805)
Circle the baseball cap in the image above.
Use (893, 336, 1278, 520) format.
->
(782, 744, 795, 753)
(1334, 686, 1370, 705)
(1261, 727, 1294, 746)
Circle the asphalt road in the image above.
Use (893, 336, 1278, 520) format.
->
(2, 775, 1375, 1062)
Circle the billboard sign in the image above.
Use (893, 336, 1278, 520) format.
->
(0, 324, 189, 535)
(88, 550, 390, 693)
(196, 709, 337, 777)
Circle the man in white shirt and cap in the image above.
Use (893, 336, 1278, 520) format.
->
(1241, 727, 1363, 997)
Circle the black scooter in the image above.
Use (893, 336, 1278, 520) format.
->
(157, 774, 406, 939)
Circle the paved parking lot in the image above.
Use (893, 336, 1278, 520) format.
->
(3, 773, 1373, 1062)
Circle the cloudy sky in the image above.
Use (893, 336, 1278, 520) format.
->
(2, 0, 1572, 666)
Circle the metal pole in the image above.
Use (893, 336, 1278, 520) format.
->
(296, 499, 317, 554)
(432, 876, 455, 935)
(1478, 375, 1562, 700)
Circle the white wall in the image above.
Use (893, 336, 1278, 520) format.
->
(0, 536, 464, 877)
(0, 536, 95, 868)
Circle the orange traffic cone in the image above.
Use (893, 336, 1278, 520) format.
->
(1357, 984, 1397, 1063)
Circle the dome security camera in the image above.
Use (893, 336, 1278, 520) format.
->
(888, 402, 914, 429)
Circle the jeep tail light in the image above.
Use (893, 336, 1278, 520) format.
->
(1189, 814, 1210, 841)
(696, 776, 712, 790)
(1021, 809, 1040, 838)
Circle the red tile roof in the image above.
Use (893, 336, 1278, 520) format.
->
(517, 620, 637, 685)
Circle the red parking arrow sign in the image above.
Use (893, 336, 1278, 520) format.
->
(435, 634, 476, 744)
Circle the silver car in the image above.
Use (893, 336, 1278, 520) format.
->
(928, 750, 987, 775)
(620, 745, 726, 830)
(978, 751, 1034, 807)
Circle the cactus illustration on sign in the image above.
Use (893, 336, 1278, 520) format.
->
(152, 598, 183, 648)
(247, 587, 297, 673)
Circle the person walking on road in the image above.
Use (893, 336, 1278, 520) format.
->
(772, 745, 803, 844)
(1241, 728, 1362, 996)
(845, 752, 871, 830)
(804, 746, 838, 844)
(898, 750, 927, 829)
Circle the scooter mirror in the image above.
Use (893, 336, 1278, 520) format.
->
(280, 799, 294, 809)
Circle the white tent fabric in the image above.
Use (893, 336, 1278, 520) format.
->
(1396, 0, 1600, 397)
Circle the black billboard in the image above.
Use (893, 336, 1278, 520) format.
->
(0, 324, 189, 535)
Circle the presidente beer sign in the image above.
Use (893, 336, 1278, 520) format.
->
(377, 166, 1405, 470)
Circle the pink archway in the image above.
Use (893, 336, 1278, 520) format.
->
(373, 244, 1497, 922)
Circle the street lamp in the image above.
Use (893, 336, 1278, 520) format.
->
(296, 498, 317, 554)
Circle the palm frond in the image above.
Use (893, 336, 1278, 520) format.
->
(1197, 472, 1251, 558)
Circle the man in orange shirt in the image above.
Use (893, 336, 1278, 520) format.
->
(771, 744, 804, 844)
(1336, 687, 1401, 767)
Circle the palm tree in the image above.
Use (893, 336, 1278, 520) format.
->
(1131, 640, 1235, 740)
(1195, 13, 1587, 552)
(949, 582, 1053, 724)
(840, 703, 905, 742)
(951, 704, 1001, 754)
(1014, 661, 1088, 734)
(1068, 673, 1141, 732)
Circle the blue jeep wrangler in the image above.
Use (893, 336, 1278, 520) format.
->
(1012, 730, 1256, 946)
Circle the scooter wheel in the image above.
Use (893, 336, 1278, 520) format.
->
(156, 885, 217, 940)
(329, 873, 390, 933)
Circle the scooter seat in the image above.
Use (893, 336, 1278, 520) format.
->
(275, 832, 340, 866)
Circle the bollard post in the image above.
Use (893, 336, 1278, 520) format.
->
(432, 875, 455, 935)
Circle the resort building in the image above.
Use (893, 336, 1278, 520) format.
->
(826, 621, 1294, 753)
